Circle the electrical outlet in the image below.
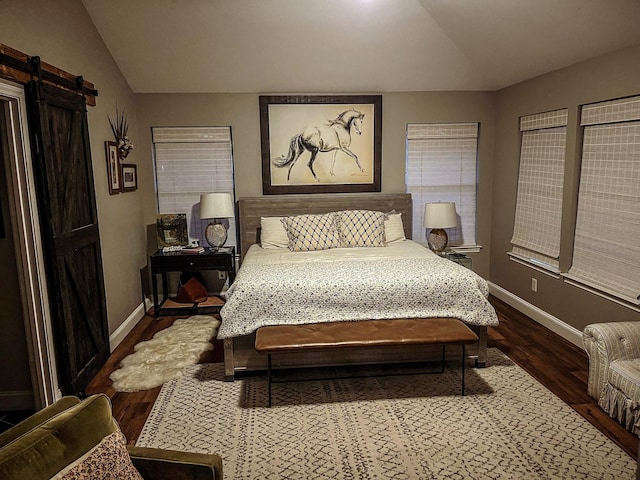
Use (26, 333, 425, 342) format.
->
(218, 271, 227, 280)
(531, 277, 538, 292)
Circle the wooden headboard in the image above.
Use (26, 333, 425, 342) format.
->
(236, 193, 413, 260)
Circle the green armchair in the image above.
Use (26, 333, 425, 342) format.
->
(0, 394, 222, 479)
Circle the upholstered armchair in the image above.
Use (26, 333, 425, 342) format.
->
(0, 394, 222, 479)
(583, 321, 640, 435)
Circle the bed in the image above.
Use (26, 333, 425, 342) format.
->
(219, 193, 498, 380)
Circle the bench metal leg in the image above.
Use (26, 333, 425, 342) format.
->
(267, 354, 272, 407)
(223, 338, 236, 382)
(265, 343, 470, 405)
(462, 345, 466, 396)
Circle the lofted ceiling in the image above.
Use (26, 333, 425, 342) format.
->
(82, 0, 640, 94)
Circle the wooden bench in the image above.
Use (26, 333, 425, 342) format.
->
(255, 318, 479, 407)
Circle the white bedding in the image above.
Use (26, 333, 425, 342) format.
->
(218, 240, 498, 339)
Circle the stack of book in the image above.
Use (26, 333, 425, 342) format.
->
(180, 246, 205, 254)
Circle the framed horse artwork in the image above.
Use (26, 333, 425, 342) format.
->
(260, 95, 382, 194)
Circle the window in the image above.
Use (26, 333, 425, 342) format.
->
(509, 109, 568, 272)
(566, 96, 640, 305)
(152, 126, 236, 247)
(406, 123, 478, 247)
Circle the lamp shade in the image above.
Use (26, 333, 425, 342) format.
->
(200, 193, 234, 219)
(423, 202, 457, 229)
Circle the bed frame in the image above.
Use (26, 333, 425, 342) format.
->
(223, 193, 488, 381)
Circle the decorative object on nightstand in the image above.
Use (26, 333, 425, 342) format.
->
(423, 202, 457, 254)
(200, 193, 234, 250)
(156, 214, 189, 247)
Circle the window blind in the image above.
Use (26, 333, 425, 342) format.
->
(566, 96, 640, 304)
(509, 109, 568, 271)
(152, 126, 236, 247)
(406, 123, 478, 246)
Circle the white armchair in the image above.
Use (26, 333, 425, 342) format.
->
(583, 321, 640, 434)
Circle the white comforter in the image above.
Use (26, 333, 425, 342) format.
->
(218, 240, 498, 339)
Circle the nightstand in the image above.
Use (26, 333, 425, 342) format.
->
(445, 252, 472, 270)
(150, 246, 236, 318)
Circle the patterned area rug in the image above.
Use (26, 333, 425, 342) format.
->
(136, 349, 635, 479)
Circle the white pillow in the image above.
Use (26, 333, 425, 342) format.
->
(260, 216, 289, 249)
(384, 213, 406, 244)
(282, 213, 341, 251)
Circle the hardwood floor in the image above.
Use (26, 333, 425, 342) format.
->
(86, 296, 638, 460)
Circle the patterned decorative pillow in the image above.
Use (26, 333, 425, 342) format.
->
(384, 213, 406, 244)
(337, 210, 386, 247)
(282, 213, 341, 251)
(260, 216, 289, 249)
(54, 429, 142, 479)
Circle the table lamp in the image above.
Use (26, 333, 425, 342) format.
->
(423, 202, 457, 254)
(200, 193, 234, 250)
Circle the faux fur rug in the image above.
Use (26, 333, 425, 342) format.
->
(136, 349, 635, 479)
(110, 315, 220, 392)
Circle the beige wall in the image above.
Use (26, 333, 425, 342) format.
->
(0, 1, 146, 340)
(490, 44, 640, 331)
(136, 91, 496, 276)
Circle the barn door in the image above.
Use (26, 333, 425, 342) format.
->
(26, 78, 109, 396)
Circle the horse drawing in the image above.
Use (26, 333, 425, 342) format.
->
(272, 109, 365, 182)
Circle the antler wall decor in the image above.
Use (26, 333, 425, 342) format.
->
(108, 105, 134, 160)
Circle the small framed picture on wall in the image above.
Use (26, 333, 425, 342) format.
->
(121, 164, 138, 192)
(105, 141, 120, 195)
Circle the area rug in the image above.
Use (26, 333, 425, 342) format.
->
(109, 315, 220, 392)
(136, 348, 635, 479)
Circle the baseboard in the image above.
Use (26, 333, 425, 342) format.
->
(0, 390, 35, 411)
(109, 297, 153, 352)
(488, 282, 584, 349)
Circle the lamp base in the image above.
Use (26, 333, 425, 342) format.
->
(205, 222, 227, 250)
(427, 228, 448, 254)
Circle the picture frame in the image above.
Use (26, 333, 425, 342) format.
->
(121, 164, 138, 192)
(105, 141, 120, 195)
(260, 95, 382, 195)
(156, 214, 189, 247)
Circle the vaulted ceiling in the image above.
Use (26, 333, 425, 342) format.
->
(82, 0, 640, 94)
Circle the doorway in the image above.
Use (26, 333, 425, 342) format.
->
(0, 80, 58, 410)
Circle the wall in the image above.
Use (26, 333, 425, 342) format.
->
(0, 0, 147, 404)
(135, 91, 496, 276)
(490, 44, 640, 332)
